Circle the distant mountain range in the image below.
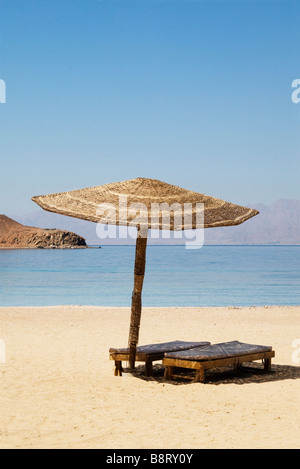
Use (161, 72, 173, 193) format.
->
(13, 199, 300, 245)
(204, 199, 300, 245)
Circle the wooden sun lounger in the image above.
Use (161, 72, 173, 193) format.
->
(163, 340, 275, 383)
(109, 340, 210, 377)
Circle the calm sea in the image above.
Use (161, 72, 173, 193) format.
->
(0, 246, 299, 307)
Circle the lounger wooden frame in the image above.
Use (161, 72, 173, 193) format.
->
(110, 351, 166, 377)
(163, 350, 275, 383)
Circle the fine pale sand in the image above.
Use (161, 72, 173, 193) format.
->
(0, 305, 299, 449)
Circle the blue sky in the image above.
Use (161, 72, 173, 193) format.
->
(0, 0, 299, 217)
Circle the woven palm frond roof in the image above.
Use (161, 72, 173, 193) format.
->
(32, 177, 259, 230)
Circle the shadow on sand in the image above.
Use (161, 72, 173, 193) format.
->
(122, 362, 300, 385)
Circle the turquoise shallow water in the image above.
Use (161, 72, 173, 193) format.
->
(0, 245, 299, 307)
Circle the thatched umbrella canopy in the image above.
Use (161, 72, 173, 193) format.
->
(32, 177, 258, 368)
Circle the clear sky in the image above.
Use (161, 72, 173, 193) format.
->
(0, 0, 299, 217)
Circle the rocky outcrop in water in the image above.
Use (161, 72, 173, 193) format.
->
(0, 215, 87, 249)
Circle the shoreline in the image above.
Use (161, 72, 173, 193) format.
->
(0, 246, 98, 250)
(0, 305, 299, 449)
(1, 244, 300, 249)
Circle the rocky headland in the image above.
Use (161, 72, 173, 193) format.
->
(0, 215, 87, 249)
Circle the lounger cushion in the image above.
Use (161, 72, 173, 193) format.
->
(109, 340, 210, 355)
(164, 340, 272, 361)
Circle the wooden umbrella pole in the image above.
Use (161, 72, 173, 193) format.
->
(128, 226, 148, 369)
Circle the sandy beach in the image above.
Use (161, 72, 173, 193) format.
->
(0, 305, 299, 449)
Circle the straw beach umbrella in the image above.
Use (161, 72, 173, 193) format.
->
(32, 177, 258, 368)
